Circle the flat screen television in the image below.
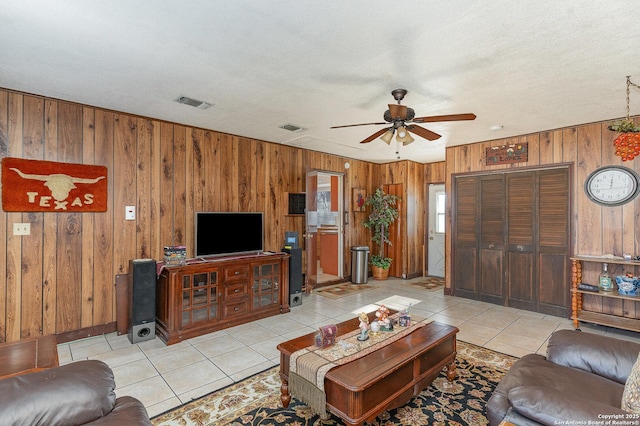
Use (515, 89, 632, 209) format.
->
(195, 212, 264, 258)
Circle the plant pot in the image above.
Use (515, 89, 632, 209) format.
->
(371, 265, 389, 280)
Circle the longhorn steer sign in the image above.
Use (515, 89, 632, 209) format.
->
(2, 157, 108, 212)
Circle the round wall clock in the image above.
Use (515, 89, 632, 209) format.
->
(584, 165, 640, 206)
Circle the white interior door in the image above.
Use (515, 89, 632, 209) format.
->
(428, 184, 445, 277)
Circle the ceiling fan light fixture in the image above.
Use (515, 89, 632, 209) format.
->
(380, 128, 394, 144)
(401, 133, 415, 145)
(396, 128, 414, 144)
(397, 126, 407, 138)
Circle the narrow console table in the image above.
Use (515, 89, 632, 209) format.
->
(571, 256, 640, 332)
(156, 252, 290, 345)
(277, 316, 458, 426)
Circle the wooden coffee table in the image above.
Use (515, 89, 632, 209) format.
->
(277, 316, 458, 426)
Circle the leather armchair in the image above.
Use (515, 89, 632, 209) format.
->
(0, 359, 151, 425)
(487, 329, 640, 426)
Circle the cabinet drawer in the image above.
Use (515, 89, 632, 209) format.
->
(222, 300, 249, 319)
(224, 265, 249, 281)
(224, 281, 248, 299)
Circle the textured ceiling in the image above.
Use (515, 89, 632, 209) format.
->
(2, 1, 640, 163)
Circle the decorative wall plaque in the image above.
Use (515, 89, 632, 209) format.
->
(485, 143, 528, 165)
(2, 157, 108, 212)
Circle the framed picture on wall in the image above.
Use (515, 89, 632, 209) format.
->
(353, 188, 366, 212)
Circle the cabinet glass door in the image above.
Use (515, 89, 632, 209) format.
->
(182, 270, 218, 326)
(253, 263, 280, 308)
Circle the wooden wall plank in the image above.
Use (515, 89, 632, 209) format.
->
(149, 120, 162, 259)
(55, 102, 83, 333)
(6, 93, 24, 341)
(20, 96, 44, 337)
(93, 110, 114, 325)
(42, 100, 58, 336)
(136, 118, 153, 259)
(0, 90, 8, 342)
(576, 124, 602, 256)
(159, 122, 174, 248)
(172, 125, 187, 245)
(191, 128, 205, 214)
(80, 107, 95, 328)
(113, 114, 137, 278)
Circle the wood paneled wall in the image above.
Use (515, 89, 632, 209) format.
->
(0, 89, 385, 343)
(445, 118, 640, 291)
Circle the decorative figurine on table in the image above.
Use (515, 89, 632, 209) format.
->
(375, 304, 393, 331)
(399, 303, 412, 327)
(357, 312, 370, 341)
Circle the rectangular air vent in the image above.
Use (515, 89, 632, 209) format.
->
(280, 123, 305, 132)
(174, 96, 211, 110)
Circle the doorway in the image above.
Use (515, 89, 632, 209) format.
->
(428, 184, 445, 277)
(305, 170, 344, 290)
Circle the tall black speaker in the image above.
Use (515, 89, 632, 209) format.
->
(283, 248, 303, 306)
(128, 259, 157, 344)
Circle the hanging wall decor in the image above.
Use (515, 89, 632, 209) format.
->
(609, 76, 640, 161)
(2, 157, 108, 212)
(485, 143, 528, 165)
(353, 188, 367, 212)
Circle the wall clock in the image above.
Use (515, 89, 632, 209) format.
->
(584, 165, 640, 206)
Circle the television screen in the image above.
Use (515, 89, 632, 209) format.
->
(195, 212, 264, 258)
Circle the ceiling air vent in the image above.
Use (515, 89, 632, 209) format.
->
(280, 123, 305, 132)
(174, 96, 211, 110)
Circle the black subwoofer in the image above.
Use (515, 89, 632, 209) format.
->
(128, 258, 157, 344)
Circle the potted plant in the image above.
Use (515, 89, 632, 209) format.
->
(363, 187, 399, 280)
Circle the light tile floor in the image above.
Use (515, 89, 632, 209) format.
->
(57, 277, 640, 418)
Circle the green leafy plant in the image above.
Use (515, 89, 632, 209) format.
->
(363, 187, 399, 269)
(608, 120, 640, 133)
(370, 254, 392, 269)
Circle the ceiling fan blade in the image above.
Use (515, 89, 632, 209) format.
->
(407, 125, 441, 141)
(331, 121, 387, 129)
(412, 113, 477, 123)
(360, 128, 389, 144)
(388, 104, 407, 120)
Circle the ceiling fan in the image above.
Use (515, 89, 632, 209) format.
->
(331, 89, 476, 145)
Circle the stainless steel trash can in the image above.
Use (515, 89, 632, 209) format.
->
(351, 246, 369, 284)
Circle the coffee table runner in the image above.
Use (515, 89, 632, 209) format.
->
(289, 315, 431, 418)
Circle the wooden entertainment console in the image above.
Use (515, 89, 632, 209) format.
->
(156, 252, 290, 345)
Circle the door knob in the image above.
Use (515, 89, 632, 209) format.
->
(429, 237, 434, 240)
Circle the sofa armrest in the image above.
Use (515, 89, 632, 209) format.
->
(508, 385, 628, 426)
(85, 396, 151, 425)
(0, 360, 116, 425)
(547, 330, 640, 384)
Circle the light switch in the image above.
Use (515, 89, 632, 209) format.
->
(125, 206, 136, 220)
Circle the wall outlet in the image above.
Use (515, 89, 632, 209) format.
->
(13, 223, 30, 235)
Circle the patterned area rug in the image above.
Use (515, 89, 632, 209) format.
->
(314, 283, 376, 299)
(151, 341, 517, 425)
(410, 276, 445, 291)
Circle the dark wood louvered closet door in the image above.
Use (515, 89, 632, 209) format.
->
(452, 176, 479, 299)
(452, 167, 570, 316)
(479, 175, 506, 305)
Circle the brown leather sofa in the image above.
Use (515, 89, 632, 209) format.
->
(0, 359, 151, 425)
(487, 329, 640, 426)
